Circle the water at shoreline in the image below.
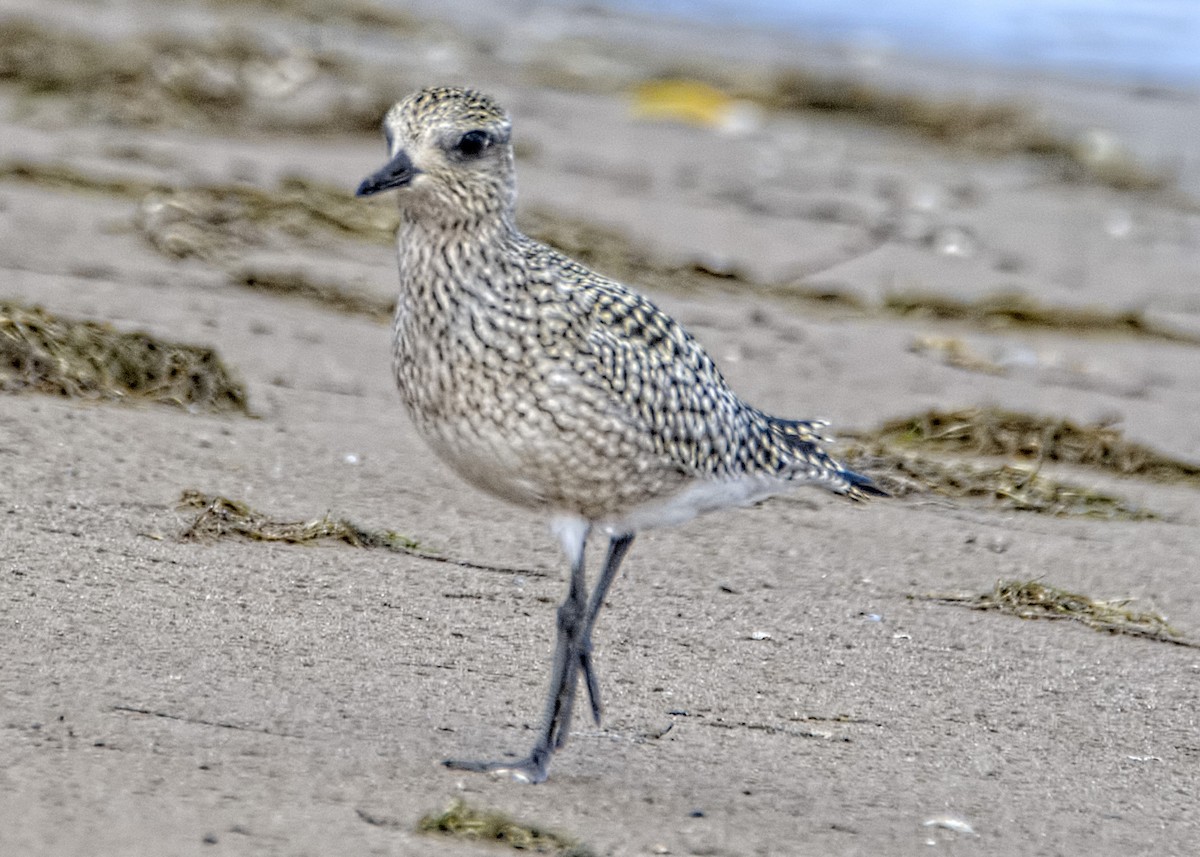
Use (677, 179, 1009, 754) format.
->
(573, 0, 1200, 86)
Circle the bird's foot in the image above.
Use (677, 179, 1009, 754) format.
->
(442, 754, 549, 785)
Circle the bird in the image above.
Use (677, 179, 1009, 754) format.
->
(355, 86, 885, 784)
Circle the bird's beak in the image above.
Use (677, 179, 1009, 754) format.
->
(355, 150, 421, 197)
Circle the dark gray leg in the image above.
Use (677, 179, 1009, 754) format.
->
(572, 533, 635, 739)
(443, 530, 635, 783)
(539, 530, 593, 757)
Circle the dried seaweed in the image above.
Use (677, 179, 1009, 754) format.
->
(754, 70, 1169, 191)
(207, 0, 420, 32)
(922, 579, 1198, 648)
(841, 446, 1154, 520)
(0, 18, 395, 132)
(179, 489, 418, 548)
(0, 13, 1173, 193)
(0, 302, 249, 413)
(135, 179, 398, 262)
(836, 405, 1200, 518)
(518, 211, 1200, 345)
(3, 159, 1193, 345)
(883, 291, 1199, 345)
(627, 69, 1174, 192)
(0, 160, 165, 198)
(858, 407, 1200, 487)
(177, 490, 541, 576)
(233, 268, 393, 320)
(417, 800, 595, 857)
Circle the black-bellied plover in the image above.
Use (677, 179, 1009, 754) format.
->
(356, 86, 884, 784)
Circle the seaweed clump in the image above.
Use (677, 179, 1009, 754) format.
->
(923, 579, 1197, 648)
(417, 800, 595, 856)
(749, 70, 1169, 191)
(0, 302, 249, 413)
(6, 161, 1189, 347)
(842, 449, 1154, 520)
(833, 406, 1200, 519)
(179, 489, 419, 548)
(883, 291, 1199, 345)
(135, 178, 398, 263)
(232, 268, 393, 320)
(0, 18, 396, 133)
(177, 490, 538, 576)
(864, 408, 1200, 487)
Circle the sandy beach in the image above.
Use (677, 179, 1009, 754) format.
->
(2, 1, 1199, 854)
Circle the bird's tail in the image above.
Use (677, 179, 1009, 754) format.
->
(765, 416, 888, 501)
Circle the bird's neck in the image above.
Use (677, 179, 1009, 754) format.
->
(397, 205, 517, 252)
(395, 207, 523, 305)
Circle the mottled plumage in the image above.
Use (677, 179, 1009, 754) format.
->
(356, 86, 884, 783)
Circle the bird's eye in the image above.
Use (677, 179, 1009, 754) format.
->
(452, 130, 491, 159)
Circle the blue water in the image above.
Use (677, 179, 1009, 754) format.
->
(595, 0, 1200, 86)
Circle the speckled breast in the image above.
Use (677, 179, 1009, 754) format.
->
(389, 295, 685, 521)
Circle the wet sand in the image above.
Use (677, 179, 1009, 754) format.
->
(2, 1, 1199, 855)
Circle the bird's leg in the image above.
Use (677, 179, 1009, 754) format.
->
(574, 533, 635, 736)
(539, 537, 591, 756)
(443, 519, 593, 784)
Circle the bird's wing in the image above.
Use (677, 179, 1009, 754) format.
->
(523, 240, 882, 496)
(519, 238, 767, 478)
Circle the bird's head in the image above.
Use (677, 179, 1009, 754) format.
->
(356, 86, 515, 225)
